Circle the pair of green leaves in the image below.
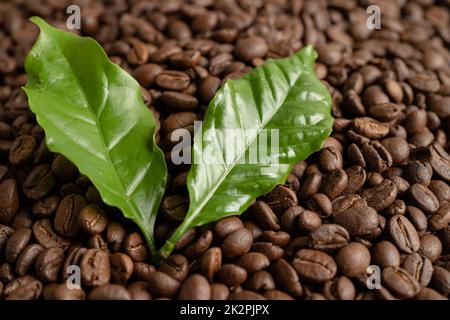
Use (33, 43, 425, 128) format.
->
(24, 17, 333, 259)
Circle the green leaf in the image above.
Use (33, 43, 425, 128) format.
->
(160, 46, 333, 258)
(23, 17, 167, 252)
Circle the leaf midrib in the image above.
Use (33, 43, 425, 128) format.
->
(187, 57, 306, 225)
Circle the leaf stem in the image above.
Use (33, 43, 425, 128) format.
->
(158, 218, 192, 259)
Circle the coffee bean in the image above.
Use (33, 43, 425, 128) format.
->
(23, 164, 56, 200)
(132, 63, 162, 88)
(178, 274, 210, 300)
(229, 290, 266, 300)
(15, 244, 44, 276)
(372, 241, 401, 268)
(336, 242, 370, 277)
(321, 168, 348, 199)
(429, 202, 450, 231)
(155, 70, 190, 91)
(429, 180, 450, 205)
(388, 214, 420, 253)
(78, 204, 108, 235)
(322, 276, 356, 300)
(32, 195, 59, 218)
(415, 287, 447, 300)
(32, 219, 70, 250)
(362, 141, 393, 173)
(251, 242, 284, 261)
(9, 135, 36, 166)
(319, 147, 343, 172)
(53, 194, 86, 237)
(209, 283, 228, 300)
(352, 117, 390, 139)
(382, 267, 421, 299)
(429, 143, 450, 182)
(333, 205, 378, 237)
(123, 232, 147, 262)
(299, 171, 323, 199)
(331, 194, 367, 215)
(61, 246, 86, 280)
(297, 210, 322, 233)
(214, 216, 244, 240)
(260, 230, 290, 247)
(160, 91, 198, 113)
(251, 201, 280, 231)
(127, 281, 152, 300)
(0, 179, 19, 224)
(35, 247, 65, 282)
(88, 284, 131, 300)
(183, 230, 212, 259)
(408, 183, 439, 214)
(162, 111, 197, 134)
(308, 224, 350, 252)
(236, 252, 270, 273)
(80, 249, 111, 287)
(381, 137, 410, 164)
(344, 166, 366, 194)
(43, 283, 85, 300)
(362, 179, 398, 211)
(273, 258, 302, 297)
(408, 74, 440, 93)
(221, 228, 252, 259)
(405, 161, 433, 186)
(217, 264, 247, 286)
(110, 252, 134, 284)
(306, 193, 332, 218)
(5, 227, 31, 263)
(244, 270, 275, 292)
(2, 275, 43, 300)
(402, 252, 433, 286)
(159, 254, 189, 283)
(419, 233, 442, 262)
(200, 247, 222, 282)
(235, 36, 267, 61)
(199, 76, 221, 103)
(429, 266, 450, 296)
(264, 185, 298, 214)
(106, 221, 126, 252)
(133, 262, 155, 282)
(292, 249, 337, 283)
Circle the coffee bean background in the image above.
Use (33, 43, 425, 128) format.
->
(0, 0, 449, 300)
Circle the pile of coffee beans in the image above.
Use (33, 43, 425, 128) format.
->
(0, 0, 449, 300)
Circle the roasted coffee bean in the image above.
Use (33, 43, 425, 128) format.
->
(228, 290, 266, 300)
(236, 252, 270, 273)
(54, 194, 86, 237)
(333, 206, 378, 237)
(43, 283, 85, 300)
(106, 221, 127, 252)
(6, 209, 30, 229)
(110, 252, 134, 284)
(322, 276, 356, 300)
(235, 36, 268, 61)
(178, 274, 210, 300)
(214, 216, 244, 240)
(0, 224, 14, 253)
(123, 232, 147, 262)
(381, 137, 410, 164)
(15, 244, 44, 276)
(336, 242, 370, 277)
(251, 201, 280, 231)
(319, 147, 343, 172)
(372, 241, 400, 268)
(133, 262, 155, 282)
(127, 281, 152, 300)
(281, 206, 303, 234)
(382, 267, 421, 299)
(429, 203, 450, 232)
(429, 266, 450, 296)
(132, 63, 162, 88)
(35, 247, 65, 282)
(159, 254, 189, 283)
(388, 215, 420, 253)
(362, 141, 393, 173)
(260, 231, 290, 247)
(22, 164, 56, 200)
(5, 227, 32, 263)
(217, 264, 247, 287)
(78, 204, 108, 235)
(408, 183, 439, 214)
(292, 249, 337, 283)
(62, 246, 86, 280)
(297, 210, 322, 233)
(389, 176, 410, 196)
(221, 228, 252, 259)
(32, 195, 59, 218)
(162, 112, 197, 134)
(88, 284, 131, 300)
(331, 194, 367, 215)
(344, 166, 366, 194)
(0, 179, 19, 224)
(244, 270, 275, 292)
(9, 135, 36, 166)
(273, 258, 302, 297)
(320, 169, 348, 199)
(51, 155, 78, 182)
(160, 91, 198, 112)
(243, 220, 263, 240)
(200, 247, 222, 282)
(419, 233, 442, 262)
(2, 275, 43, 300)
(361, 179, 398, 211)
(210, 283, 229, 300)
(415, 287, 447, 300)
(264, 185, 298, 215)
(32, 219, 70, 250)
(306, 193, 332, 218)
(251, 242, 284, 261)
(429, 143, 450, 182)
(405, 161, 433, 186)
(429, 180, 450, 205)
(183, 230, 212, 259)
(404, 107, 428, 134)
(199, 76, 221, 103)
(155, 70, 190, 91)
(402, 252, 433, 286)
(405, 206, 427, 234)
(308, 224, 350, 252)
(352, 117, 390, 139)
(299, 171, 323, 199)
(80, 249, 111, 287)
